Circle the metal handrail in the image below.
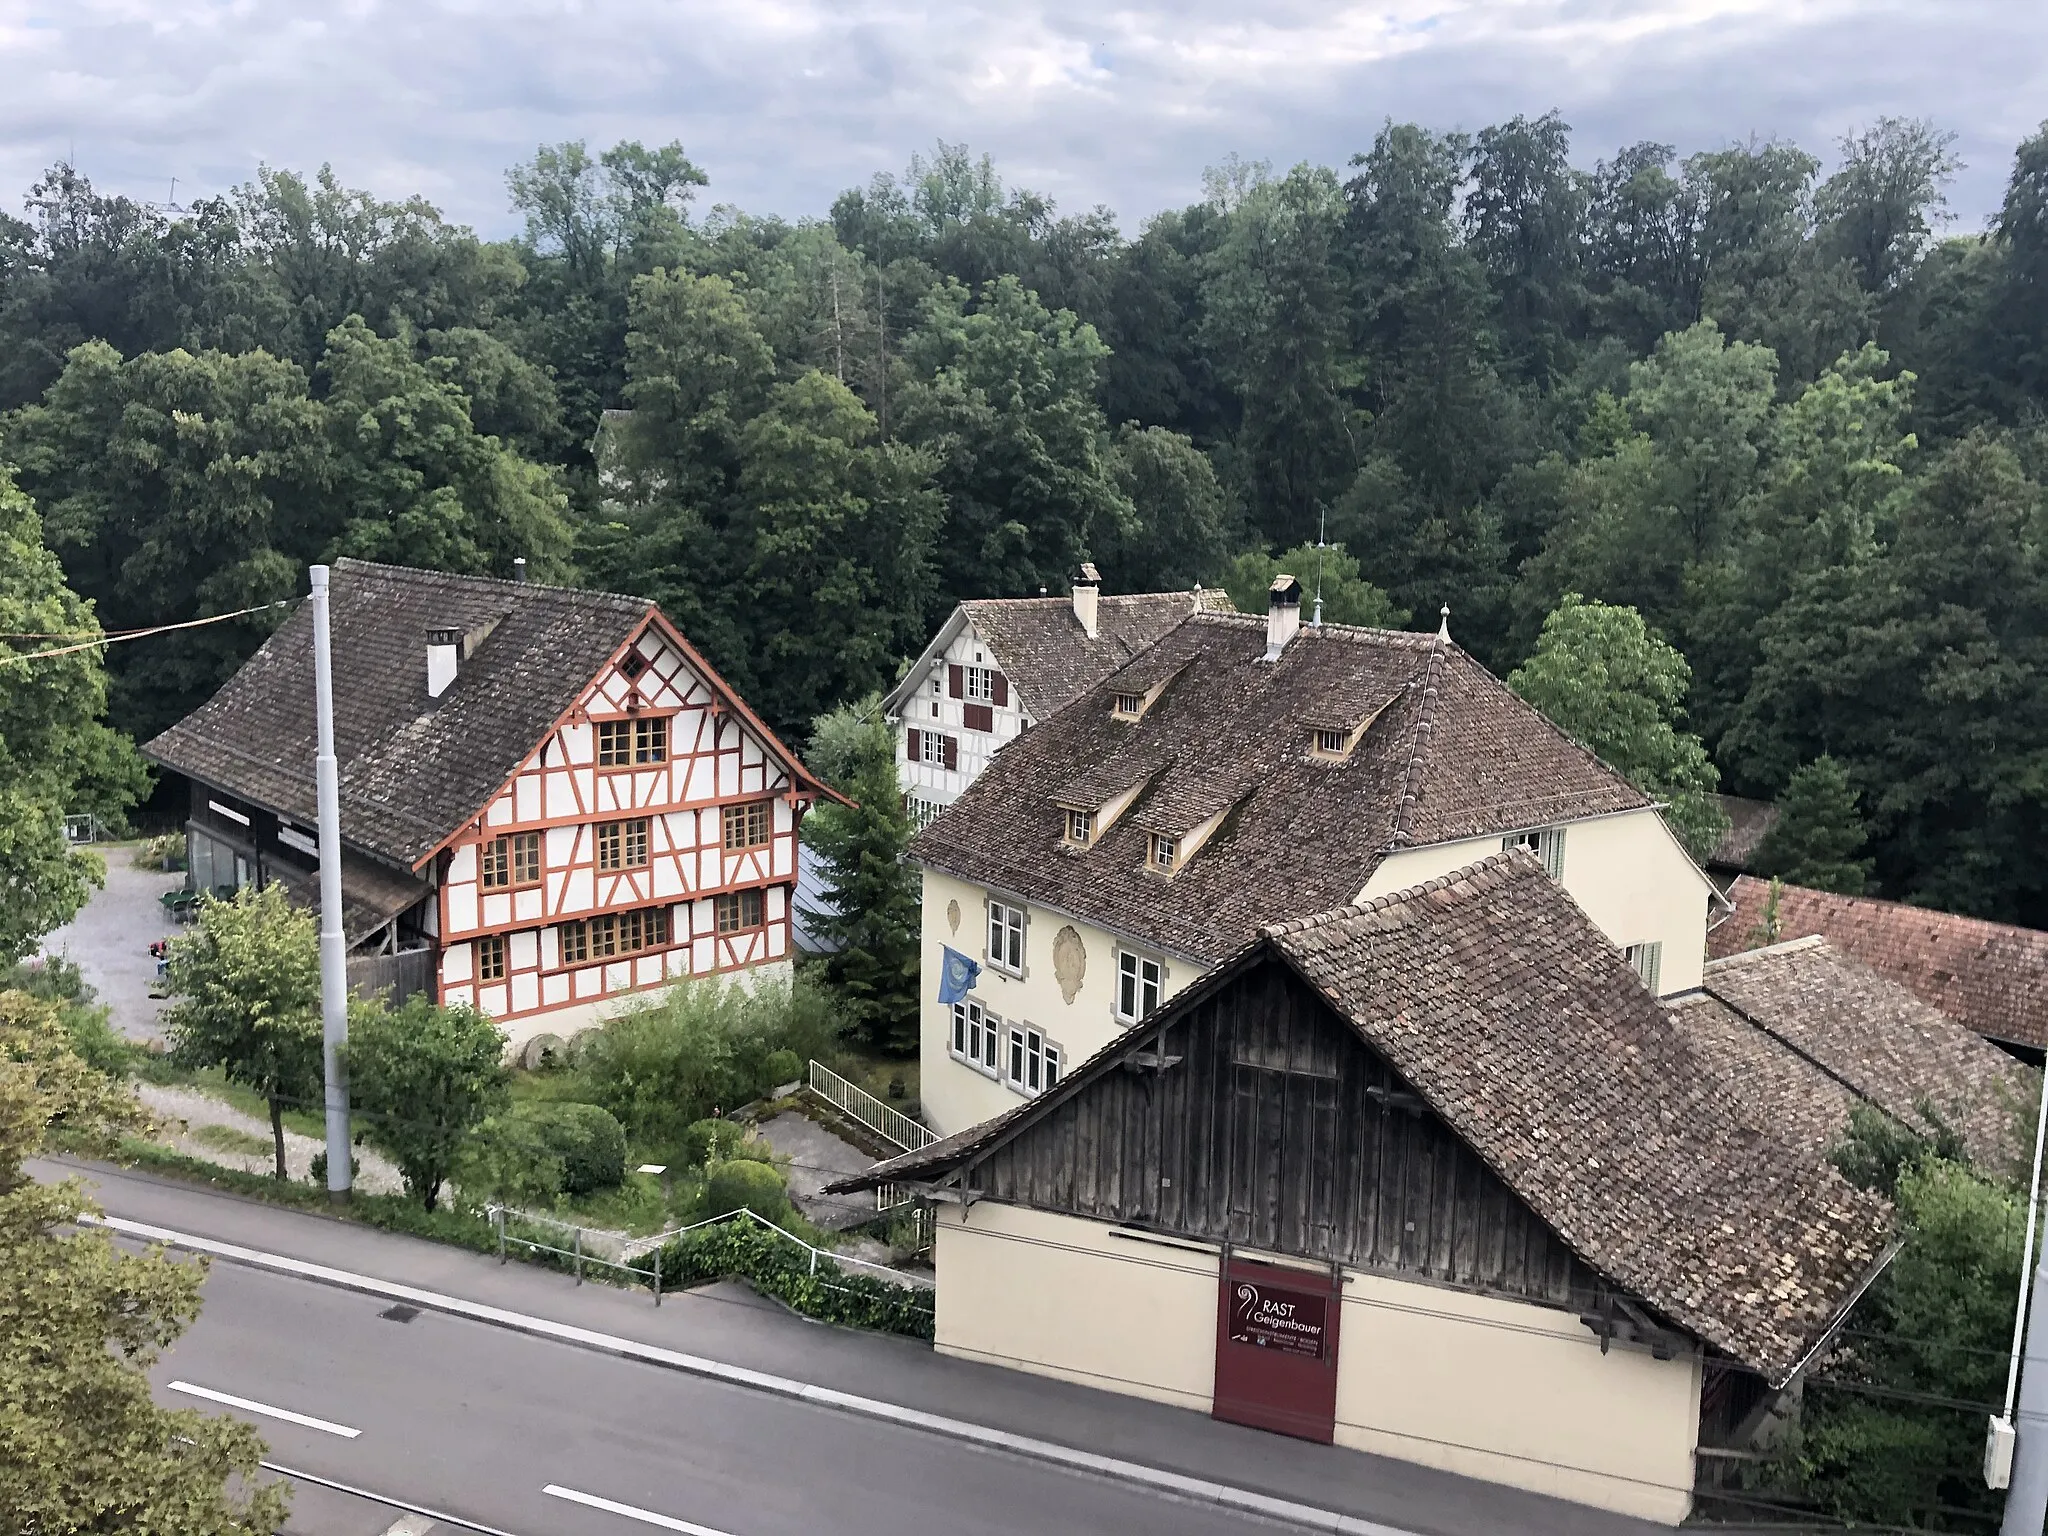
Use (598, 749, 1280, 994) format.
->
(806, 1060, 935, 1153)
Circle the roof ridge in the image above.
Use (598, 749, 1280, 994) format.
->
(1260, 849, 1530, 940)
(1385, 631, 1449, 849)
(1736, 874, 2048, 943)
(1706, 934, 1830, 973)
(332, 556, 655, 611)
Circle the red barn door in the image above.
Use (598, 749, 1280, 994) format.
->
(1212, 1255, 1341, 1443)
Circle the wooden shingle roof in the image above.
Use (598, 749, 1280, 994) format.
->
(956, 590, 1230, 720)
(1712, 876, 2048, 1052)
(910, 612, 1651, 963)
(838, 854, 1895, 1383)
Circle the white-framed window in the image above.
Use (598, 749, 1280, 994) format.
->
(929, 675, 941, 694)
(1065, 808, 1093, 847)
(1113, 691, 1144, 719)
(1117, 950, 1164, 1023)
(905, 795, 944, 830)
(1312, 727, 1347, 757)
(1624, 941, 1663, 994)
(964, 665, 996, 703)
(987, 897, 1026, 975)
(1149, 833, 1178, 873)
(951, 999, 1002, 1077)
(1004, 1022, 1063, 1096)
(919, 731, 948, 766)
(1502, 825, 1566, 878)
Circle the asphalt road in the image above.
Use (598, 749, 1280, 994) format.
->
(154, 1257, 1309, 1536)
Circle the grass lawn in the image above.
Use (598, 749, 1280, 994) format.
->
(189, 1122, 273, 1157)
(821, 1043, 920, 1112)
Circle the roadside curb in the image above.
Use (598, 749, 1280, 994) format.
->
(90, 1213, 1418, 1536)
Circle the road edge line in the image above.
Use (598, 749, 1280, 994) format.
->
(89, 1213, 1413, 1536)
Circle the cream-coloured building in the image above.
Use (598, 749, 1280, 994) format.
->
(835, 857, 1901, 1524)
(907, 580, 1723, 1137)
(883, 565, 1230, 830)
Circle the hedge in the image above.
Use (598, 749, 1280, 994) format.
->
(511, 1100, 626, 1194)
(652, 1218, 934, 1339)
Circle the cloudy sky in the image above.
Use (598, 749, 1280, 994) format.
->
(2, 0, 2041, 238)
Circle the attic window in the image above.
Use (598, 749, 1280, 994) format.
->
(1113, 692, 1145, 720)
(1310, 727, 1352, 760)
(1149, 833, 1178, 873)
(1065, 808, 1094, 847)
(619, 650, 647, 681)
(1625, 941, 1664, 993)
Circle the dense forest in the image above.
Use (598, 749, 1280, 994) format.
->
(3, 115, 2046, 925)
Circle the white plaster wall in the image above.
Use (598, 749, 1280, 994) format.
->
(919, 868, 1198, 1136)
(933, 1204, 1218, 1412)
(1334, 1272, 1701, 1524)
(896, 620, 1034, 808)
(934, 1202, 1702, 1526)
(1361, 807, 1714, 995)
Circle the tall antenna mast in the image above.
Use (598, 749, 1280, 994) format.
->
(1311, 506, 1327, 629)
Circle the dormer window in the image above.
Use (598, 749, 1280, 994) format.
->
(1149, 833, 1178, 873)
(1113, 692, 1145, 719)
(1314, 728, 1346, 756)
(1065, 808, 1094, 847)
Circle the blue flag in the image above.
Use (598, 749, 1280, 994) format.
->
(937, 946, 982, 1005)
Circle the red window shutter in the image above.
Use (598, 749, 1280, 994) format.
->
(906, 727, 921, 761)
(948, 664, 964, 698)
(991, 672, 1008, 707)
(964, 703, 993, 733)
(943, 735, 958, 771)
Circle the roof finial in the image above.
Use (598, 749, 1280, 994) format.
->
(1437, 603, 1451, 642)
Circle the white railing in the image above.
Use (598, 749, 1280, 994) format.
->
(807, 1060, 936, 1153)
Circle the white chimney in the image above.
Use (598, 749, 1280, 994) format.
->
(426, 626, 461, 700)
(1072, 562, 1101, 640)
(1264, 574, 1303, 662)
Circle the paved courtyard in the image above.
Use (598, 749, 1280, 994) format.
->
(42, 843, 186, 1043)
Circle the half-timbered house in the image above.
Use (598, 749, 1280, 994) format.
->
(145, 559, 828, 1051)
(834, 854, 1919, 1524)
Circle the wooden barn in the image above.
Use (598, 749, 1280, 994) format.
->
(145, 558, 828, 1051)
(834, 854, 1910, 1524)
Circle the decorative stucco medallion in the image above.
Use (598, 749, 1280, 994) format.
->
(1053, 924, 1087, 1004)
(946, 899, 961, 934)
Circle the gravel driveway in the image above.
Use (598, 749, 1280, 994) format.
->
(40, 845, 185, 1044)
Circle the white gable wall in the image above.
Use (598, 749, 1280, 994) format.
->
(895, 619, 1032, 822)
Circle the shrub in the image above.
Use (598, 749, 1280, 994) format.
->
(132, 832, 185, 871)
(680, 1117, 748, 1167)
(653, 1219, 932, 1339)
(3, 958, 129, 1077)
(458, 1114, 565, 1206)
(513, 1101, 626, 1195)
(702, 1158, 794, 1224)
(575, 975, 840, 1144)
(346, 995, 508, 1211)
(764, 1048, 802, 1088)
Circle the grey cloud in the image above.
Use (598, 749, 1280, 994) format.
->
(0, 1, 2039, 237)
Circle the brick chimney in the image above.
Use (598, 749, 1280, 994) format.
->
(426, 626, 461, 699)
(1264, 575, 1303, 662)
(1072, 562, 1101, 639)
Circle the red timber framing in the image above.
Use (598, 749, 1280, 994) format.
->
(432, 613, 824, 1027)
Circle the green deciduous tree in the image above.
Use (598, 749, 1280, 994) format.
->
(0, 466, 142, 962)
(898, 274, 1133, 608)
(1508, 594, 1728, 860)
(346, 993, 508, 1211)
(163, 883, 322, 1179)
(1096, 423, 1234, 592)
(1218, 542, 1408, 630)
(1754, 756, 1873, 895)
(1, 989, 289, 1533)
(800, 696, 920, 1054)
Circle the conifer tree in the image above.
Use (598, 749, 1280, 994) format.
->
(1755, 755, 1873, 894)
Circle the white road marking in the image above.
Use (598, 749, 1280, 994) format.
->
(542, 1485, 735, 1535)
(168, 1380, 361, 1438)
(381, 1517, 436, 1536)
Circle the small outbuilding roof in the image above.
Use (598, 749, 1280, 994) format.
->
(839, 853, 1897, 1384)
(1710, 796, 1779, 871)
(910, 613, 1657, 965)
(1711, 875, 2048, 1053)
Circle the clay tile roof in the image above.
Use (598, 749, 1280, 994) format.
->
(144, 558, 818, 871)
(1701, 936, 2035, 1168)
(956, 590, 1230, 719)
(1711, 876, 2048, 1052)
(840, 853, 1895, 1383)
(1710, 797, 1779, 870)
(910, 613, 1651, 963)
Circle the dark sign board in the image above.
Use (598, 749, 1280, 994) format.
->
(1228, 1277, 1329, 1360)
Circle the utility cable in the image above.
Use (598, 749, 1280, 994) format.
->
(0, 598, 295, 664)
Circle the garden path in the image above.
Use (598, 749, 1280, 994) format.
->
(135, 1081, 407, 1195)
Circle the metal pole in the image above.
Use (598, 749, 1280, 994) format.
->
(311, 565, 351, 1202)
(2006, 1249, 2048, 1533)
(574, 1227, 583, 1285)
